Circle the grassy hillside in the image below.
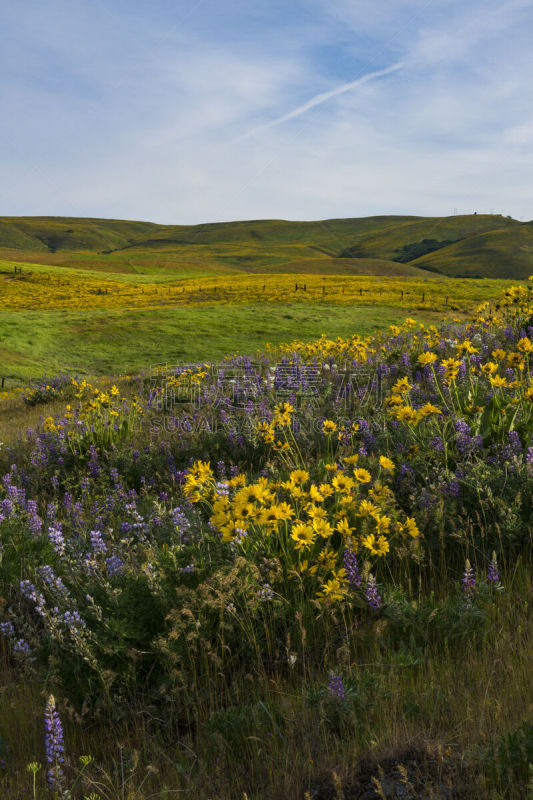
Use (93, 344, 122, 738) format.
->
(411, 222, 533, 278)
(1, 213, 531, 279)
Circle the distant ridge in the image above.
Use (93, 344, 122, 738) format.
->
(0, 213, 530, 279)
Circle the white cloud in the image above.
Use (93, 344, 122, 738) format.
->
(1, 0, 533, 223)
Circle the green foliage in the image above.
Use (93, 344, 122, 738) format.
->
(485, 719, 533, 793)
(392, 238, 458, 263)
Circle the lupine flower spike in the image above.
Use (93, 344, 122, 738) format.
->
(462, 559, 476, 606)
(366, 573, 381, 610)
(44, 694, 65, 789)
(328, 673, 346, 700)
(487, 551, 500, 585)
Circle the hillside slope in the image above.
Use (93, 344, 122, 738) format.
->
(0, 213, 530, 278)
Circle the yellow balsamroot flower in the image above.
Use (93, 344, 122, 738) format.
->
(481, 362, 498, 376)
(416, 403, 442, 420)
(403, 517, 420, 538)
(276, 502, 295, 520)
(517, 337, 533, 353)
(395, 406, 418, 424)
(319, 483, 334, 498)
(232, 502, 258, 522)
(318, 548, 337, 571)
(298, 560, 318, 577)
(317, 575, 348, 603)
(441, 357, 460, 370)
(322, 419, 338, 434)
(290, 523, 316, 550)
(289, 469, 310, 486)
(312, 518, 334, 539)
(362, 533, 390, 556)
(491, 349, 506, 361)
(358, 499, 379, 517)
(305, 503, 327, 521)
(234, 484, 266, 506)
(456, 339, 478, 355)
(385, 393, 403, 407)
(273, 401, 294, 426)
(417, 352, 438, 366)
(288, 484, 307, 501)
(190, 460, 214, 481)
(274, 440, 290, 452)
(343, 454, 359, 466)
(353, 468, 371, 484)
(392, 376, 412, 395)
(228, 475, 246, 487)
(308, 484, 324, 503)
(256, 421, 275, 443)
(372, 513, 391, 535)
(489, 375, 507, 389)
(336, 517, 353, 537)
(257, 505, 285, 529)
(325, 462, 338, 472)
(507, 352, 524, 368)
(379, 456, 395, 472)
(332, 473, 355, 493)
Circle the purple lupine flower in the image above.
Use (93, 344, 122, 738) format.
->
(0, 621, 15, 637)
(1, 498, 14, 517)
(20, 580, 46, 616)
(80, 475, 90, 492)
(487, 551, 500, 584)
(328, 673, 346, 700)
(44, 694, 65, 789)
(90, 529, 107, 555)
(106, 555, 124, 576)
(508, 430, 522, 454)
(61, 610, 86, 631)
(13, 638, 32, 659)
(233, 527, 248, 545)
(38, 565, 69, 596)
(343, 547, 361, 588)
(366, 574, 381, 610)
(462, 559, 476, 606)
(48, 525, 65, 557)
(429, 436, 444, 452)
(172, 507, 191, 533)
(526, 447, 533, 475)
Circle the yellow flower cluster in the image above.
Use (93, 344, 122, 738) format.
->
(183, 458, 420, 603)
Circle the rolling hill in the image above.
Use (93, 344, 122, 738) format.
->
(0, 213, 531, 278)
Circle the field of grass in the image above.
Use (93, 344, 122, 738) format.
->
(1, 278, 533, 798)
(0, 251, 523, 384)
(0, 303, 448, 384)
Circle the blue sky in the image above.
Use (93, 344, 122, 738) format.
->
(1, 0, 533, 223)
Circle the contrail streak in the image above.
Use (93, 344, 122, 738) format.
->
(234, 60, 405, 143)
